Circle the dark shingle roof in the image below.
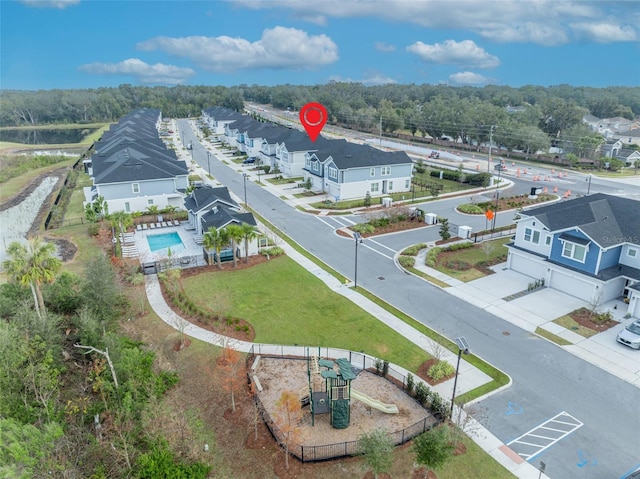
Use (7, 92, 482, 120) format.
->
(200, 205, 257, 230)
(92, 146, 188, 183)
(184, 186, 237, 214)
(313, 141, 413, 169)
(523, 193, 640, 247)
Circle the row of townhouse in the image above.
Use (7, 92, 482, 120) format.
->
(508, 193, 640, 319)
(83, 109, 261, 259)
(83, 108, 189, 214)
(202, 107, 414, 201)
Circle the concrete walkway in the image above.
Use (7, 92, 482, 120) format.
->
(144, 241, 548, 479)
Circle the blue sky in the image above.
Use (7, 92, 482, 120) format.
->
(2, 0, 639, 90)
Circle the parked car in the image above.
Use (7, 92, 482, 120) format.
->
(616, 319, 640, 349)
(242, 157, 256, 164)
(494, 163, 507, 171)
(429, 151, 440, 159)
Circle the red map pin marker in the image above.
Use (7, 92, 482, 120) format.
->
(299, 102, 327, 142)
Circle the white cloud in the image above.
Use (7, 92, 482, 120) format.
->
(20, 0, 79, 8)
(449, 71, 492, 86)
(375, 42, 396, 52)
(78, 58, 195, 85)
(232, 0, 637, 46)
(570, 22, 637, 42)
(137, 27, 338, 73)
(407, 39, 499, 69)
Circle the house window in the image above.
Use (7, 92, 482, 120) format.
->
(370, 168, 375, 177)
(258, 237, 268, 248)
(388, 181, 393, 191)
(545, 235, 552, 246)
(562, 242, 587, 262)
(132, 183, 140, 193)
(629, 248, 638, 258)
(381, 166, 390, 176)
(328, 167, 338, 180)
(124, 202, 130, 213)
(405, 179, 410, 189)
(524, 227, 540, 244)
(371, 182, 379, 192)
(313, 162, 319, 171)
(148, 199, 154, 205)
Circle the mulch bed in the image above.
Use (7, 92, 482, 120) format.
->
(417, 358, 455, 386)
(569, 307, 618, 332)
(337, 219, 427, 239)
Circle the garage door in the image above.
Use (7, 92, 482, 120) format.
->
(548, 269, 594, 301)
(509, 252, 547, 279)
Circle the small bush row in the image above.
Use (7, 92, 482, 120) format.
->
(405, 373, 450, 420)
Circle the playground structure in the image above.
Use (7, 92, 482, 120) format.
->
(304, 348, 398, 429)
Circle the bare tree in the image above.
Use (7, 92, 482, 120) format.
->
(480, 240, 496, 261)
(74, 344, 119, 389)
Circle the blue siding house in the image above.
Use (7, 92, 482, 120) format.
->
(507, 193, 640, 318)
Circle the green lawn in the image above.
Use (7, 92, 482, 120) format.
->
(181, 256, 430, 371)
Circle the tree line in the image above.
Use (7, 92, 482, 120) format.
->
(2, 83, 639, 159)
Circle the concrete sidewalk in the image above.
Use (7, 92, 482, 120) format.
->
(144, 241, 548, 479)
(413, 249, 640, 388)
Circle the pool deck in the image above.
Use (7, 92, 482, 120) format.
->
(130, 222, 204, 264)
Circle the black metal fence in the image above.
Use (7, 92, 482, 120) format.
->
(246, 345, 443, 463)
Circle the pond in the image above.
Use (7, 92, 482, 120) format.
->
(0, 127, 98, 145)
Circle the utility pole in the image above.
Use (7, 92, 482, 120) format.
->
(487, 125, 495, 172)
(379, 115, 383, 146)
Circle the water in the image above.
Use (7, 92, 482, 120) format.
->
(146, 232, 186, 253)
(0, 128, 98, 145)
(0, 176, 59, 264)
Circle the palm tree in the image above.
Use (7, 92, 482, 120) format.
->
(203, 227, 230, 269)
(225, 223, 244, 268)
(109, 211, 133, 254)
(2, 238, 62, 319)
(202, 227, 219, 266)
(239, 223, 258, 263)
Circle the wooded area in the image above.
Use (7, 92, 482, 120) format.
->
(2, 83, 639, 159)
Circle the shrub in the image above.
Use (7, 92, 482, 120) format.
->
(457, 203, 484, 214)
(398, 256, 415, 267)
(428, 360, 455, 381)
(406, 373, 415, 396)
(445, 242, 474, 251)
(414, 382, 430, 406)
(262, 246, 284, 257)
(352, 223, 375, 235)
(402, 243, 427, 256)
(426, 247, 442, 267)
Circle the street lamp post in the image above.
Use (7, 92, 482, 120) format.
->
(242, 173, 248, 206)
(586, 174, 592, 195)
(450, 336, 470, 419)
(354, 232, 363, 289)
(207, 151, 211, 176)
(492, 165, 503, 231)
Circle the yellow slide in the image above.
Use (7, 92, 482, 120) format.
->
(351, 389, 399, 414)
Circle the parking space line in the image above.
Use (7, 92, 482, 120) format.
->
(507, 411, 583, 461)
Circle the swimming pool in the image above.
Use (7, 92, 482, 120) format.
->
(146, 232, 186, 253)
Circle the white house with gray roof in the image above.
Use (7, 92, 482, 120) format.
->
(84, 109, 189, 214)
(304, 140, 414, 201)
(507, 193, 640, 319)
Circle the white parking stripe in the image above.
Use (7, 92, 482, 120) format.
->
(507, 411, 583, 461)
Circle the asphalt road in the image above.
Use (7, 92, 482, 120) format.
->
(179, 119, 640, 479)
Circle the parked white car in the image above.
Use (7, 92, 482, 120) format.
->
(616, 320, 640, 349)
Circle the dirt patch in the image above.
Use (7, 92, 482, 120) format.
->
(569, 307, 618, 332)
(45, 235, 78, 262)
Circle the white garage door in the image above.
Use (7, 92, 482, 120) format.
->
(509, 252, 547, 279)
(548, 270, 594, 301)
